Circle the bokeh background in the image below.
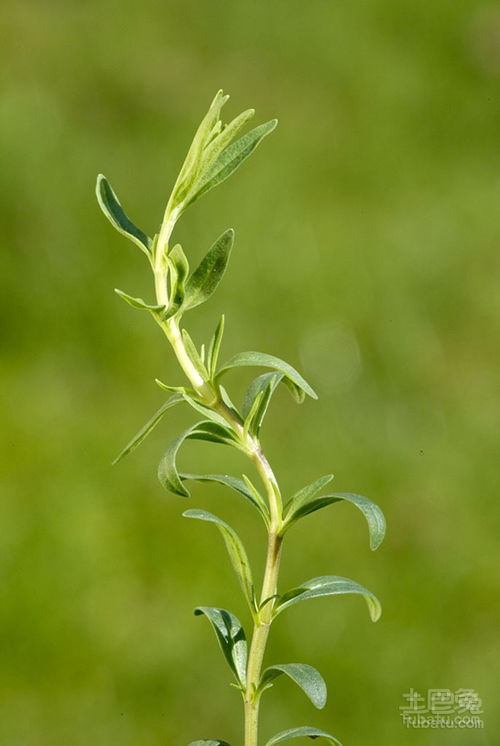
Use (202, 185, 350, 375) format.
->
(1, 1, 499, 745)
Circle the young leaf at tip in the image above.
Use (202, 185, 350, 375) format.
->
(96, 174, 152, 257)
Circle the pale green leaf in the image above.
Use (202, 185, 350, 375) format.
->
(114, 288, 165, 313)
(207, 315, 225, 379)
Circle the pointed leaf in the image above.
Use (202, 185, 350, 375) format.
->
(181, 329, 209, 379)
(158, 421, 239, 497)
(194, 606, 247, 686)
(184, 230, 234, 311)
(260, 663, 327, 709)
(184, 509, 255, 611)
(242, 372, 284, 419)
(188, 120, 278, 205)
(200, 108, 255, 172)
(113, 394, 184, 465)
(284, 492, 386, 550)
(265, 727, 343, 746)
(114, 288, 165, 313)
(181, 393, 231, 429)
(217, 351, 317, 402)
(96, 175, 152, 256)
(207, 315, 225, 378)
(284, 475, 334, 516)
(275, 576, 381, 622)
(179, 473, 269, 523)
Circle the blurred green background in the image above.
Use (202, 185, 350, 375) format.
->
(1, 1, 499, 744)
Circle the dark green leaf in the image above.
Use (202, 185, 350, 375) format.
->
(188, 120, 278, 205)
(260, 663, 327, 709)
(265, 727, 342, 746)
(179, 473, 269, 523)
(184, 509, 255, 611)
(158, 421, 239, 497)
(217, 351, 317, 402)
(275, 576, 381, 622)
(283, 475, 334, 518)
(284, 492, 386, 551)
(181, 393, 231, 428)
(96, 174, 152, 256)
(184, 230, 234, 311)
(113, 394, 184, 465)
(194, 606, 247, 686)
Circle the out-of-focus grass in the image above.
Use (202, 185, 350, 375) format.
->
(1, 1, 499, 744)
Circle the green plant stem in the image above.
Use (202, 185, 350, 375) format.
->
(155, 272, 284, 746)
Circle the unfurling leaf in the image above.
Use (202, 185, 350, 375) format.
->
(265, 727, 343, 746)
(283, 491, 386, 550)
(260, 663, 327, 709)
(184, 230, 234, 311)
(274, 576, 381, 622)
(194, 606, 247, 686)
(113, 393, 184, 465)
(187, 120, 278, 206)
(184, 509, 255, 611)
(179, 473, 269, 524)
(157, 421, 240, 497)
(96, 175, 152, 257)
(217, 351, 317, 402)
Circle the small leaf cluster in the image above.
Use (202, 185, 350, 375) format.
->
(96, 91, 385, 746)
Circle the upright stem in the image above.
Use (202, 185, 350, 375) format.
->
(155, 234, 284, 746)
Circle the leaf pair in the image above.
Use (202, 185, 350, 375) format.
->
(283, 475, 386, 551)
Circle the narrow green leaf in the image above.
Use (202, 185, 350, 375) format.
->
(284, 475, 334, 516)
(181, 328, 209, 379)
(184, 509, 255, 611)
(113, 393, 184, 465)
(96, 174, 152, 256)
(184, 230, 234, 311)
(114, 288, 165, 313)
(166, 243, 189, 316)
(217, 351, 317, 402)
(260, 663, 327, 709)
(181, 392, 231, 429)
(194, 606, 247, 686)
(275, 576, 382, 623)
(284, 492, 386, 550)
(265, 727, 342, 746)
(243, 390, 264, 440)
(207, 315, 225, 379)
(179, 473, 269, 523)
(188, 120, 278, 205)
(158, 421, 239, 497)
(200, 108, 255, 172)
(155, 379, 195, 396)
(242, 372, 284, 419)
